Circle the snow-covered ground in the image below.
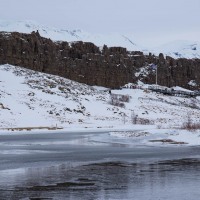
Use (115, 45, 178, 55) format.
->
(1, 64, 200, 146)
(1, 20, 200, 59)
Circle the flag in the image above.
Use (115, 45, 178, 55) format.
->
(149, 64, 157, 70)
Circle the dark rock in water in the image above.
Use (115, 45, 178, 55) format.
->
(0, 31, 200, 89)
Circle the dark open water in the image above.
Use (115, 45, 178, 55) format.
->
(0, 131, 200, 200)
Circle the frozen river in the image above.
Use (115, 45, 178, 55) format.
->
(0, 131, 200, 200)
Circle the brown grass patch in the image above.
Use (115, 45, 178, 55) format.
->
(149, 139, 187, 145)
(0, 126, 63, 131)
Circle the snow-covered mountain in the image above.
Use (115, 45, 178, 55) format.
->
(152, 40, 200, 59)
(0, 20, 200, 58)
(0, 20, 144, 52)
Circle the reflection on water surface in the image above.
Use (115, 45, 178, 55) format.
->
(0, 158, 200, 200)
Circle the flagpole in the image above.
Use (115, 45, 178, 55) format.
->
(150, 63, 158, 86)
(156, 66, 157, 85)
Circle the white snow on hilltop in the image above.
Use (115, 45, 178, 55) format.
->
(0, 20, 143, 52)
(1, 20, 200, 58)
(152, 40, 200, 59)
(1, 64, 200, 146)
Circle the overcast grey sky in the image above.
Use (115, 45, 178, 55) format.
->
(0, 0, 199, 47)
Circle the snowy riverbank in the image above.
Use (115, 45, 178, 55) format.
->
(1, 64, 200, 146)
(1, 124, 200, 147)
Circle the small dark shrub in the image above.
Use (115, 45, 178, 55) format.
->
(119, 95, 130, 102)
(131, 111, 138, 124)
(110, 99, 125, 108)
(181, 113, 200, 131)
(181, 122, 200, 131)
(136, 118, 151, 125)
(109, 93, 129, 108)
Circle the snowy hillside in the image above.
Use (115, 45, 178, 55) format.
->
(0, 20, 143, 52)
(152, 40, 200, 59)
(1, 64, 200, 145)
(1, 64, 200, 129)
(1, 20, 199, 59)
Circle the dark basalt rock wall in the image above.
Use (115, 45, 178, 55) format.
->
(0, 31, 200, 89)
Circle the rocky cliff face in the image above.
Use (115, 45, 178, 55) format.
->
(0, 31, 200, 89)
